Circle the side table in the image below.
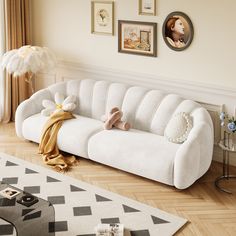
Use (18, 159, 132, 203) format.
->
(215, 139, 236, 193)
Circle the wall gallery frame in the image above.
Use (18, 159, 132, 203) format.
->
(118, 20, 157, 57)
(162, 11, 194, 51)
(91, 1, 114, 35)
(139, 0, 156, 16)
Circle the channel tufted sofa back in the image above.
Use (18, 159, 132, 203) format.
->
(44, 79, 212, 136)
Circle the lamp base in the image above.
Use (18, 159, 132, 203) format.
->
(25, 72, 35, 94)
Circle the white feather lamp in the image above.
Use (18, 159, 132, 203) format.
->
(1, 45, 57, 93)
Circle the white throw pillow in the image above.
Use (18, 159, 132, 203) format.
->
(164, 112, 193, 143)
(41, 92, 76, 116)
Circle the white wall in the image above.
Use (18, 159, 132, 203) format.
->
(32, 0, 236, 88)
(31, 0, 236, 166)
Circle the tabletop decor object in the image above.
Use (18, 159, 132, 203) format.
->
(220, 112, 236, 132)
(1, 45, 57, 93)
(219, 111, 236, 149)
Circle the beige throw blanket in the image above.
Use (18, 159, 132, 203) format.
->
(39, 111, 77, 171)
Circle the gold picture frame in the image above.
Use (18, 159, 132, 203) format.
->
(139, 0, 156, 16)
(91, 1, 114, 35)
(118, 20, 157, 57)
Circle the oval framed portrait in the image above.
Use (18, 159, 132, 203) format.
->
(162, 11, 194, 51)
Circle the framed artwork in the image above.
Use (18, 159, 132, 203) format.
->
(139, 0, 156, 16)
(118, 20, 157, 57)
(162, 11, 194, 51)
(91, 1, 114, 35)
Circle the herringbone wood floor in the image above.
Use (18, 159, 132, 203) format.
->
(0, 122, 236, 236)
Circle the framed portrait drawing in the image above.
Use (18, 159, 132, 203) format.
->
(91, 1, 114, 35)
(118, 20, 157, 57)
(139, 0, 156, 16)
(162, 11, 194, 51)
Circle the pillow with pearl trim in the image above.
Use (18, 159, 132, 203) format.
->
(164, 112, 193, 143)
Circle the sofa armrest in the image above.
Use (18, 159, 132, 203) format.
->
(15, 89, 52, 138)
(174, 122, 213, 189)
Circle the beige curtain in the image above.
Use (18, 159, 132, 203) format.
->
(0, 0, 5, 121)
(2, 0, 32, 122)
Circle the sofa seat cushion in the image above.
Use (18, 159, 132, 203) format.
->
(88, 129, 180, 185)
(22, 114, 103, 158)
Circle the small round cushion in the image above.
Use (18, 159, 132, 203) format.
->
(164, 112, 193, 143)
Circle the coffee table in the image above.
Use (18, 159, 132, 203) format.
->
(0, 181, 55, 236)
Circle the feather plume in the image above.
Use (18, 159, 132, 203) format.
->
(1, 45, 57, 77)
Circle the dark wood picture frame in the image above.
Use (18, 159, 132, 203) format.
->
(162, 11, 194, 51)
(118, 20, 157, 57)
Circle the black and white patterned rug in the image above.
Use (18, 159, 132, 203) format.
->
(0, 152, 187, 236)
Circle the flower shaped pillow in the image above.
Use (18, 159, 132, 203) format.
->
(41, 92, 76, 116)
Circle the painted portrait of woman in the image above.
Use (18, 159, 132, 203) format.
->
(163, 12, 194, 51)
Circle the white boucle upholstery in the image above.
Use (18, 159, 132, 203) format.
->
(133, 90, 165, 132)
(15, 78, 214, 189)
(22, 114, 103, 158)
(150, 94, 184, 135)
(88, 129, 180, 185)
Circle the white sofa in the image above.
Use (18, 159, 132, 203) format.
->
(15, 79, 214, 189)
